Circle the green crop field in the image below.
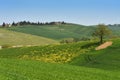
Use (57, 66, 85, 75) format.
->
(0, 38, 120, 80)
(0, 28, 58, 46)
(0, 23, 120, 80)
(0, 41, 97, 63)
(5, 24, 120, 40)
(6, 24, 95, 40)
(70, 39, 120, 69)
(0, 58, 119, 80)
(108, 25, 120, 36)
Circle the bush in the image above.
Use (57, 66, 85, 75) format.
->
(60, 38, 74, 44)
(2, 44, 12, 48)
(60, 37, 91, 44)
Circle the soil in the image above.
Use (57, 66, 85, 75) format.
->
(95, 41, 113, 50)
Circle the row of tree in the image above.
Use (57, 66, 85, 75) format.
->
(108, 24, 120, 27)
(1, 21, 66, 27)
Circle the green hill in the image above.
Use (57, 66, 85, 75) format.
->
(0, 39, 120, 80)
(1, 23, 120, 80)
(0, 41, 95, 63)
(0, 28, 58, 46)
(0, 58, 119, 80)
(108, 25, 120, 37)
(70, 39, 120, 71)
(6, 24, 95, 40)
(5, 24, 120, 41)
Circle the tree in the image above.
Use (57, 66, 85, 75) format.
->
(12, 21, 16, 26)
(93, 24, 111, 44)
(2, 22, 6, 27)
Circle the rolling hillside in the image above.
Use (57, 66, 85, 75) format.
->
(0, 23, 120, 80)
(108, 25, 120, 36)
(70, 39, 120, 71)
(5, 23, 120, 41)
(0, 39, 120, 80)
(6, 24, 95, 40)
(0, 41, 97, 63)
(0, 28, 58, 46)
(0, 58, 119, 80)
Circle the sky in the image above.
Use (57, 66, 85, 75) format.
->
(0, 0, 120, 25)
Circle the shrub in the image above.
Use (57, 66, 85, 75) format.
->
(2, 44, 12, 48)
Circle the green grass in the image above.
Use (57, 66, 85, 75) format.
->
(0, 28, 58, 46)
(0, 58, 119, 80)
(0, 39, 120, 80)
(5, 24, 120, 41)
(70, 39, 120, 71)
(0, 41, 96, 63)
(6, 24, 95, 40)
(108, 25, 120, 36)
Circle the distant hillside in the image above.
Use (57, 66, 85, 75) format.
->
(0, 28, 58, 46)
(4, 23, 120, 41)
(5, 24, 95, 40)
(108, 24, 120, 36)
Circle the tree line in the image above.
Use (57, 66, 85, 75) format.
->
(1, 21, 66, 27)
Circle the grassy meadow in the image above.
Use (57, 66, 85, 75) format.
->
(0, 58, 119, 80)
(0, 38, 120, 80)
(5, 24, 120, 40)
(0, 28, 58, 46)
(0, 41, 97, 63)
(6, 24, 95, 40)
(0, 24, 120, 80)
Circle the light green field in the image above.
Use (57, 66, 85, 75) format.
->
(6, 24, 95, 40)
(6, 24, 120, 40)
(70, 39, 120, 70)
(0, 58, 119, 80)
(0, 39, 120, 80)
(0, 23, 120, 80)
(0, 28, 58, 46)
(0, 41, 96, 63)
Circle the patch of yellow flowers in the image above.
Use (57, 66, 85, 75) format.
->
(19, 52, 78, 63)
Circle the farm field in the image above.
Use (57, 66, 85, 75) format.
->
(5, 24, 120, 40)
(0, 28, 58, 46)
(0, 58, 119, 80)
(0, 39, 120, 80)
(6, 24, 95, 40)
(0, 41, 97, 63)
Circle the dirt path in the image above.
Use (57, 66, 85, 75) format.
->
(95, 41, 113, 50)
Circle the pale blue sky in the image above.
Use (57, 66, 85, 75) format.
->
(0, 0, 120, 25)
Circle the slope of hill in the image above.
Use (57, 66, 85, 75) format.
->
(0, 41, 96, 63)
(0, 58, 119, 80)
(108, 25, 120, 36)
(0, 39, 120, 80)
(5, 23, 120, 41)
(6, 24, 95, 40)
(0, 28, 58, 46)
(70, 39, 120, 72)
